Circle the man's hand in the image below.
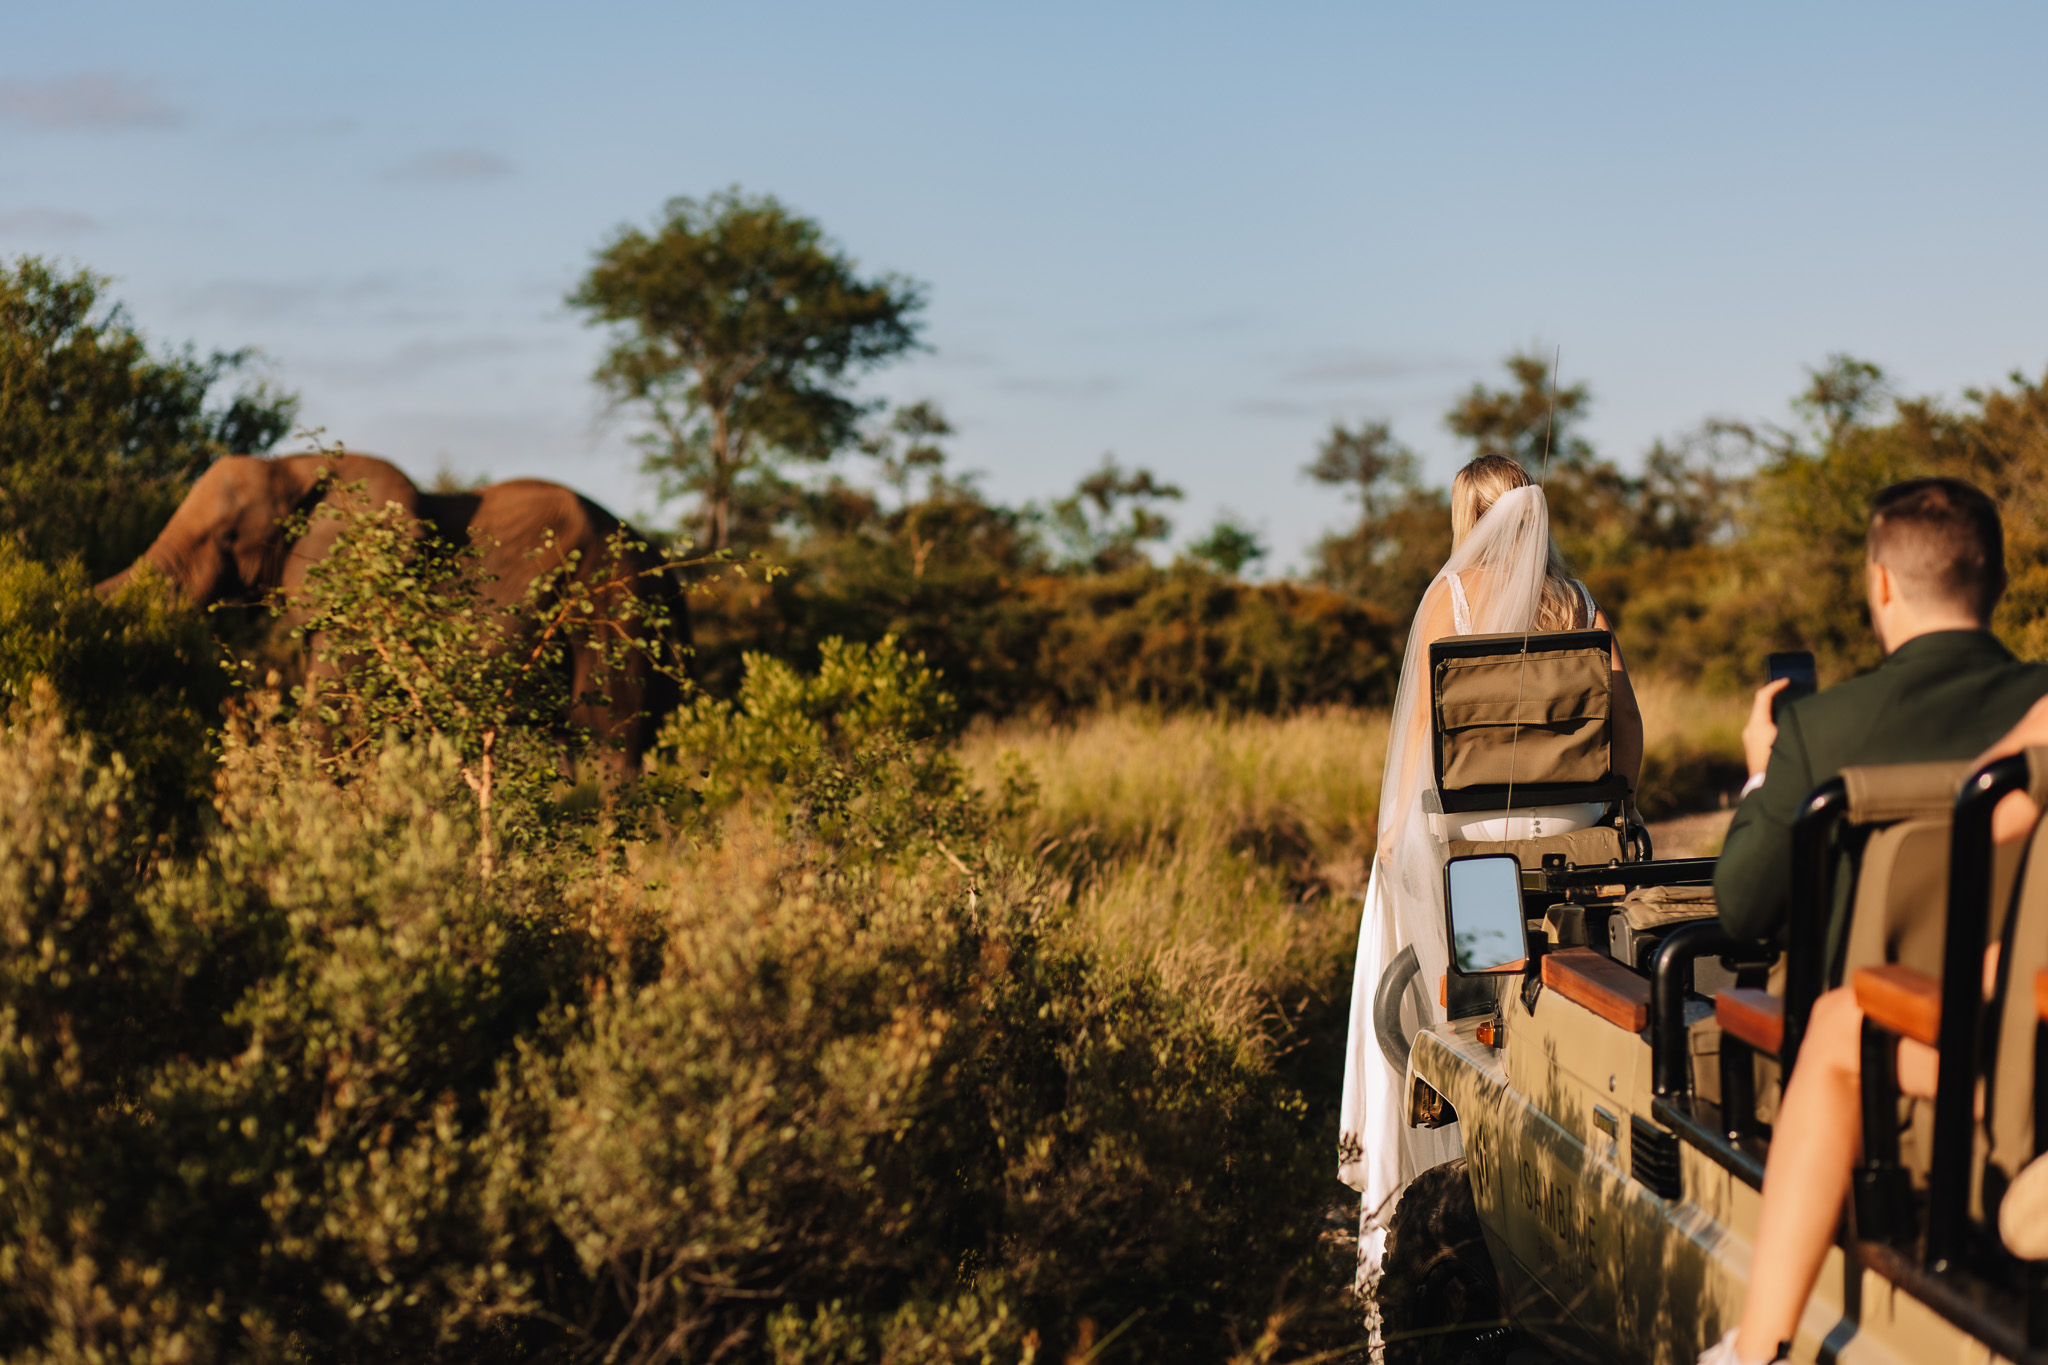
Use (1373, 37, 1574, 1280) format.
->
(1744, 678, 1790, 780)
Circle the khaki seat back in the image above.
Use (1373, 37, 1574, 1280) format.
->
(1834, 758, 2040, 1201)
(1832, 763, 1973, 1187)
(1841, 816, 1954, 980)
(1429, 630, 1627, 817)
(1835, 762, 1985, 984)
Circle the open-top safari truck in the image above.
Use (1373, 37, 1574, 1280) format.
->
(1372, 628, 2048, 1364)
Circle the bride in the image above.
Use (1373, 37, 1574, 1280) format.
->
(1337, 453, 1644, 1279)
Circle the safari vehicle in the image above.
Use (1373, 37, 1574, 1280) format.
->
(1373, 630, 2048, 1364)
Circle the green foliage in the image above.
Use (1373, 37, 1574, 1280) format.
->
(701, 560, 1401, 722)
(1443, 349, 1592, 473)
(569, 189, 925, 552)
(0, 256, 298, 578)
(1185, 514, 1269, 577)
(0, 640, 1358, 1362)
(1303, 420, 1451, 618)
(660, 635, 989, 854)
(287, 488, 690, 872)
(0, 542, 225, 825)
(1021, 567, 1400, 714)
(1038, 455, 1184, 573)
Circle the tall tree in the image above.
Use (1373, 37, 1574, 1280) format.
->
(1303, 420, 1418, 522)
(1443, 349, 1592, 473)
(1794, 354, 1892, 449)
(1184, 514, 1268, 577)
(0, 256, 297, 577)
(1302, 420, 1446, 614)
(569, 190, 925, 552)
(1041, 456, 1183, 573)
(1444, 350, 1644, 569)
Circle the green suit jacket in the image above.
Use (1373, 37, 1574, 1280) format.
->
(1715, 630, 2048, 945)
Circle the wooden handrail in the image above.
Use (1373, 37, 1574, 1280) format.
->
(1716, 989, 1783, 1055)
(1854, 964, 1941, 1047)
(1541, 948, 1650, 1032)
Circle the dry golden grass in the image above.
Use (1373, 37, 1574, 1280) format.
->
(961, 679, 1745, 992)
(962, 707, 1386, 995)
(1633, 674, 1749, 763)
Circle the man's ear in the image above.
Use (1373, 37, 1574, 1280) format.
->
(1867, 558, 1895, 610)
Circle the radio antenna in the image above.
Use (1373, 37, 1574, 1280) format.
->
(1500, 345, 1562, 820)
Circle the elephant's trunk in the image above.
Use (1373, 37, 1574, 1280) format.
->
(94, 564, 136, 599)
(96, 539, 208, 602)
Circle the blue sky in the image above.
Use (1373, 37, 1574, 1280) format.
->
(5, 1, 2046, 569)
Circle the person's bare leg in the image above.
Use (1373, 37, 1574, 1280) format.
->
(1733, 988, 1864, 1360)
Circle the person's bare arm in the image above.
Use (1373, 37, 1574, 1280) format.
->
(1595, 608, 1643, 793)
(1971, 693, 2048, 844)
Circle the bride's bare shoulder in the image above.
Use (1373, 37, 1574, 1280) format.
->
(1413, 577, 1457, 643)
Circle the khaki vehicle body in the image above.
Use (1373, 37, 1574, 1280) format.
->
(1408, 881, 2037, 1364)
(1386, 628, 2041, 1363)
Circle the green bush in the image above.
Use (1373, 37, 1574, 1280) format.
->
(0, 543, 226, 827)
(658, 635, 1005, 857)
(0, 655, 1355, 1362)
(697, 561, 1401, 721)
(1, 256, 298, 580)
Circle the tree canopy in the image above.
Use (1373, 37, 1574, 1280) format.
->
(0, 256, 298, 577)
(569, 190, 925, 552)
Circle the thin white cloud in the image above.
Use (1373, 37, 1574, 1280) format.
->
(0, 72, 181, 130)
(386, 149, 513, 182)
(992, 374, 1121, 399)
(303, 336, 551, 387)
(1279, 349, 1467, 385)
(174, 274, 407, 322)
(0, 207, 98, 235)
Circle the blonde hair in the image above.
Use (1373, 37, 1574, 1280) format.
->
(1450, 454, 1587, 631)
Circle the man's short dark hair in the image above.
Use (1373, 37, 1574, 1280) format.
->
(1867, 477, 2006, 621)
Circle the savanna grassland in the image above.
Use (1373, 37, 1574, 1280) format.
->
(4, 205, 2048, 1365)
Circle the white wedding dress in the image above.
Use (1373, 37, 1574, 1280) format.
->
(1337, 486, 1601, 1283)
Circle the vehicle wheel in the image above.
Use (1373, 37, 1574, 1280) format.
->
(1376, 1160, 1516, 1365)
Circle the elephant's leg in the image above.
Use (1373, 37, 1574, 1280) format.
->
(566, 639, 642, 779)
(295, 630, 347, 750)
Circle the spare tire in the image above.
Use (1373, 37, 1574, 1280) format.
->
(1376, 1159, 1517, 1365)
(1373, 942, 1422, 1075)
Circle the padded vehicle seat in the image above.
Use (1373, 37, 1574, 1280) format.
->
(1620, 884, 1717, 930)
(1429, 629, 1629, 816)
(1713, 761, 1969, 1143)
(1848, 747, 2048, 1240)
(1447, 825, 1625, 870)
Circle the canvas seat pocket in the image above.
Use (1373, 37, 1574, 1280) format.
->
(1435, 647, 1611, 789)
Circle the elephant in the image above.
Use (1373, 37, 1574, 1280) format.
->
(97, 452, 685, 773)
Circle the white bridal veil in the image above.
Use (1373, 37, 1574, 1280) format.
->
(1337, 484, 1560, 1275)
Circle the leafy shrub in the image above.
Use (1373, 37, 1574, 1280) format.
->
(1018, 568, 1400, 714)
(0, 542, 225, 827)
(659, 635, 1007, 857)
(698, 561, 1401, 722)
(288, 491, 691, 874)
(0, 656, 1356, 1363)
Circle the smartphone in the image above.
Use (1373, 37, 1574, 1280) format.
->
(1767, 650, 1817, 720)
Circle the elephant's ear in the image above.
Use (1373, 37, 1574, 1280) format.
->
(268, 454, 341, 514)
(262, 457, 347, 592)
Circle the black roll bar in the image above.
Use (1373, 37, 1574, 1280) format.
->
(1784, 778, 1851, 1073)
(1925, 753, 2031, 1271)
(1650, 922, 1775, 1097)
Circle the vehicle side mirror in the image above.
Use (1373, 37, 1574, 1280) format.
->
(1444, 853, 1529, 974)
